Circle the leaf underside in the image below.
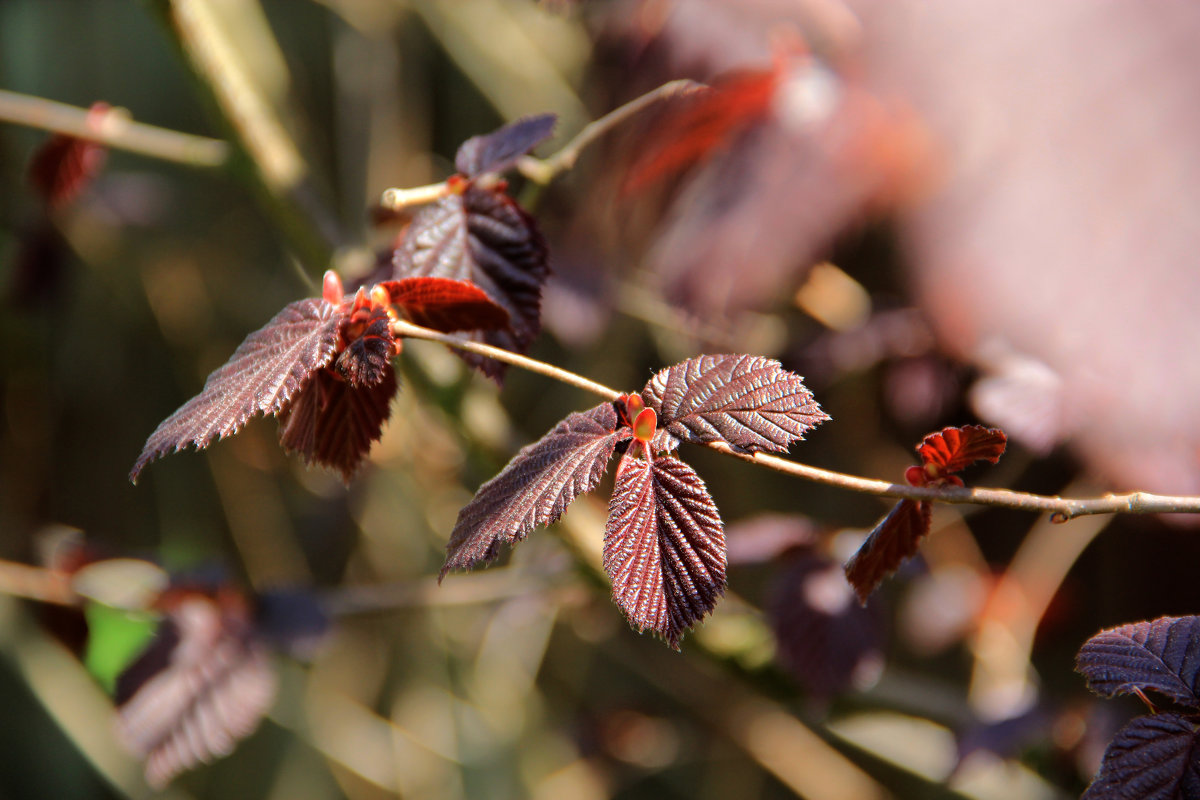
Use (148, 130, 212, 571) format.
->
(392, 185, 549, 379)
(442, 402, 625, 577)
(1082, 713, 1200, 800)
(642, 353, 829, 453)
(918, 424, 1007, 475)
(384, 276, 510, 333)
(115, 597, 276, 790)
(455, 113, 557, 178)
(130, 298, 341, 482)
(1077, 616, 1200, 708)
(604, 453, 726, 649)
(843, 498, 932, 604)
(277, 367, 398, 482)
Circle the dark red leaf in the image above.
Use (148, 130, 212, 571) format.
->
(27, 102, 111, 209)
(383, 276, 510, 333)
(917, 425, 1007, 477)
(130, 299, 342, 482)
(442, 403, 626, 577)
(334, 304, 395, 387)
(277, 366, 397, 482)
(1082, 713, 1200, 800)
(603, 453, 726, 649)
(392, 184, 549, 379)
(768, 552, 885, 697)
(843, 499, 932, 604)
(1077, 616, 1200, 709)
(115, 595, 276, 789)
(623, 69, 778, 194)
(455, 113, 557, 178)
(642, 354, 829, 454)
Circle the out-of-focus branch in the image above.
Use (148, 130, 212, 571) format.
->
(147, 0, 345, 271)
(0, 89, 230, 168)
(518, 78, 705, 184)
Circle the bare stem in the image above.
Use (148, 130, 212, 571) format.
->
(518, 78, 706, 185)
(0, 560, 76, 607)
(392, 320, 623, 400)
(0, 89, 231, 168)
(396, 320, 1200, 521)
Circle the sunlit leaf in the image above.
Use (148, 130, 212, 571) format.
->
(392, 184, 549, 379)
(642, 353, 829, 453)
(1082, 713, 1200, 800)
(917, 425, 1007, 477)
(843, 499, 932, 604)
(277, 366, 397, 482)
(455, 113, 557, 177)
(442, 403, 626, 576)
(383, 276, 510, 333)
(1077, 616, 1200, 709)
(603, 453, 725, 649)
(334, 304, 395, 387)
(131, 298, 341, 482)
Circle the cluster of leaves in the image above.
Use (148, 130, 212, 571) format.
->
(844, 424, 1007, 602)
(49, 546, 326, 788)
(442, 353, 829, 647)
(130, 115, 557, 482)
(1076, 616, 1200, 799)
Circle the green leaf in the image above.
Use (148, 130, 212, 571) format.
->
(84, 603, 161, 695)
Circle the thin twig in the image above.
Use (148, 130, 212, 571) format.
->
(392, 320, 623, 400)
(0, 560, 76, 607)
(0, 89, 231, 168)
(395, 319, 1200, 521)
(518, 78, 706, 185)
(379, 181, 456, 212)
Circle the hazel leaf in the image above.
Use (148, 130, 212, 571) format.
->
(1082, 713, 1200, 800)
(277, 366, 397, 482)
(1077, 616, 1200, 709)
(917, 425, 1007, 477)
(843, 498, 932, 604)
(603, 453, 726, 649)
(392, 184, 549, 379)
(442, 403, 626, 577)
(642, 353, 829, 453)
(455, 113, 557, 178)
(130, 298, 341, 483)
(383, 276, 510, 333)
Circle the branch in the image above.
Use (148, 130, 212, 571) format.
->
(0, 559, 76, 607)
(0, 90, 231, 169)
(517, 78, 706, 185)
(376, 79, 706, 211)
(393, 321, 1200, 521)
(392, 320, 623, 401)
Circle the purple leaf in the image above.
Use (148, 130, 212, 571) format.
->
(1077, 616, 1200, 709)
(276, 366, 397, 482)
(843, 498, 932, 604)
(455, 113, 557, 178)
(768, 552, 885, 697)
(604, 453, 726, 649)
(334, 304, 395, 387)
(115, 595, 277, 789)
(442, 403, 626, 577)
(393, 184, 549, 379)
(1082, 713, 1200, 800)
(642, 354, 829, 453)
(130, 298, 341, 482)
